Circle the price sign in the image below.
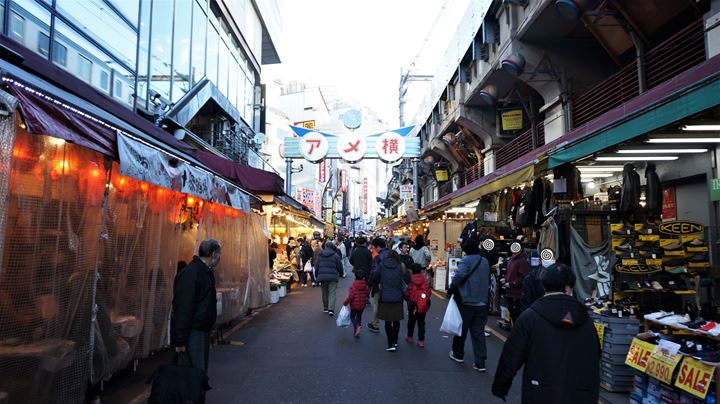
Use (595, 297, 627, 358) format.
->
(674, 357, 716, 399)
(645, 352, 682, 385)
(625, 338, 656, 371)
(594, 322, 605, 347)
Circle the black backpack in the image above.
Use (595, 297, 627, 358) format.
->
(148, 353, 209, 404)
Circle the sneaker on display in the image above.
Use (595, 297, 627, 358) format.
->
(662, 243, 683, 251)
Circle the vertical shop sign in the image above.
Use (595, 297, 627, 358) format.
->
(341, 169, 348, 192)
(710, 178, 720, 202)
(363, 177, 368, 215)
(662, 186, 676, 221)
(318, 160, 327, 183)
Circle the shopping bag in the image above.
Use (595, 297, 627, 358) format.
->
(336, 305, 351, 328)
(439, 297, 463, 336)
(303, 261, 313, 272)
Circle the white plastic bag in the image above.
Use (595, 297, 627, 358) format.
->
(440, 298, 463, 336)
(336, 305, 351, 327)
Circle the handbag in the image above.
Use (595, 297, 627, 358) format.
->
(147, 352, 209, 404)
(303, 260, 313, 273)
(448, 256, 484, 305)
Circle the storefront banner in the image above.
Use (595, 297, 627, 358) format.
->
(625, 338, 656, 371)
(226, 185, 250, 212)
(662, 186, 676, 221)
(117, 132, 175, 190)
(615, 264, 662, 274)
(645, 351, 682, 385)
(177, 163, 213, 201)
(674, 357, 715, 399)
(569, 227, 615, 301)
(659, 221, 704, 236)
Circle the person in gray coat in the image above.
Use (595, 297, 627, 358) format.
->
(448, 237, 490, 372)
(315, 241, 343, 317)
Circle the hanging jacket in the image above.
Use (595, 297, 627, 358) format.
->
(543, 179, 553, 215)
(505, 251, 530, 299)
(532, 178, 545, 228)
(343, 279, 370, 311)
(492, 294, 600, 403)
(644, 163, 662, 218)
(538, 217, 559, 256)
(619, 163, 640, 213)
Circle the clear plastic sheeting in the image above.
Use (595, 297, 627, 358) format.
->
(0, 129, 269, 403)
(0, 91, 17, 276)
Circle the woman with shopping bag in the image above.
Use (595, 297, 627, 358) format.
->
(446, 237, 490, 372)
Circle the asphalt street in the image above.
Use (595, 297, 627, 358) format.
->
(205, 276, 522, 404)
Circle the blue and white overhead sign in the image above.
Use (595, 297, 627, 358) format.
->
(283, 125, 421, 163)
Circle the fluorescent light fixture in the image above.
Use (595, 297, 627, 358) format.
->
(647, 137, 720, 143)
(617, 148, 707, 154)
(580, 173, 614, 179)
(577, 166, 624, 172)
(447, 207, 475, 214)
(681, 125, 720, 131)
(596, 156, 678, 161)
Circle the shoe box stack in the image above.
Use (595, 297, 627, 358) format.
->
(593, 313, 640, 392)
(629, 372, 712, 404)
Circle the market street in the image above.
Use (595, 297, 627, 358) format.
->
(205, 277, 518, 404)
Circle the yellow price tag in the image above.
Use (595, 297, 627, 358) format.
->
(675, 357, 716, 399)
(645, 352, 682, 385)
(625, 338, 656, 371)
(594, 322, 605, 347)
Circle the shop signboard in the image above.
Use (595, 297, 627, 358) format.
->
(625, 338, 656, 371)
(363, 177, 368, 215)
(435, 169, 448, 182)
(662, 186, 676, 221)
(337, 132, 367, 163)
(293, 120, 315, 130)
(674, 357, 715, 399)
(659, 221, 704, 236)
(434, 264, 447, 291)
(400, 184, 413, 200)
(501, 109, 523, 130)
(318, 160, 327, 183)
(710, 178, 720, 202)
(615, 264, 662, 274)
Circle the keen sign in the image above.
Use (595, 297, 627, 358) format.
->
(659, 221, 704, 236)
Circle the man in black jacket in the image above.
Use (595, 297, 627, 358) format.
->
(350, 236, 372, 280)
(172, 239, 222, 372)
(492, 263, 600, 403)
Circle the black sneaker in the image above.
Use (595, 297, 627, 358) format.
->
(328, 310, 335, 317)
(688, 254, 709, 263)
(638, 225, 658, 235)
(449, 351, 464, 363)
(473, 363, 487, 372)
(614, 240, 634, 251)
(617, 250, 636, 259)
(367, 323, 380, 333)
(665, 257, 686, 267)
(612, 225, 636, 236)
(637, 241, 660, 251)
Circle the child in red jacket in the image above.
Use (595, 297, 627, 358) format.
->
(405, 264, 431, 348)
(343, 271, 370, 337)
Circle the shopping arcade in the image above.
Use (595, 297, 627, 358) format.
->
(0, 36, 282, 403)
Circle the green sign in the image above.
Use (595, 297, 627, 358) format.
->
(711, 178, 720, 201)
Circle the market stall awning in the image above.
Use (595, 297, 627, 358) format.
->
(451, 162, 536, 207)
(196, 151, 284, 195)
(548, 54, 720, 168)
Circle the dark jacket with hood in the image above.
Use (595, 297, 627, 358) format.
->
(644, 163, 662, 218)
(171, 256, 217, 346)
(620, 163, 640, 213)
(370, 254, 404, 303)
(350, 245, 373, 276)
(315, 248, 343, 282)
(521, 266, 545, 311)
(492, 294, 600, 404)
(505, 251, 530, 299)
(300, 242, 314, 266)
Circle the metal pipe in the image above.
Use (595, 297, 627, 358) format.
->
(412, 158, 420, 211)
(629, 29, 646, 94)
(285, 158, 292, 194)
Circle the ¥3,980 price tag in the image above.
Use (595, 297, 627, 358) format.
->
(675, 357, 716, 399)
(645, 352, 682, 385)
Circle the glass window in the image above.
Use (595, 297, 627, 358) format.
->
(191, 0, 206, 86)
(9, 12, 24, 42)
(112, 64, 135, 106)
(149, 0, 173, 99)
(56, 0, 137, 69)
(37, 32, 49, 57)
(171, 0, 192, 102)
(52, 41, 67, 66)
(0, 1, 4, 34)
(107, 0, 139, 27)
(218, 38, 229, 96)
(77, 55, 92, 83)
(206, 22, 219, 85)
(99, 70, 110, 92)
(228, 56, 237, 107)
(114, 78, 123, 99)
(136, 0, 151, 110)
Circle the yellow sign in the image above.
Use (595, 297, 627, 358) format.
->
(594, 322, 605, 347)
(294, 120, 316, 130)
(645, 352, 682, 385)
(435, 169, 448, 182)
(625, 338, 656, 371)
(675, 357, 715, 399)
(501, 109, 523, 130)
(659, 220, 704, 235)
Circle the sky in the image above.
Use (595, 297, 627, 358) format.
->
(262, 0, 471, 128)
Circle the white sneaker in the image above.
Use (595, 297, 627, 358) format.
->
(386, 346, 397, 352)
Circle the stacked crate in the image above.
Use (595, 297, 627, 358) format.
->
(594, 314, 640, 393)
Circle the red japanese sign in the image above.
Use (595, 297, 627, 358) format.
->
(662, 186, 676, 221)
(363, 177, 368, 215)
(318, 160, 326, 183)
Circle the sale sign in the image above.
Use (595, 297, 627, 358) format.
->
(625, 338, 656, 371)
(674, 357, 715, 399)
(594, 322, 605, 347)
(645, 352, 682, 385)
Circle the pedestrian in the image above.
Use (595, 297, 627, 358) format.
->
(369, 249, 404, 351)
(405, 263, 431, 348)
(492, 263, 600, 403)
(299, 237, 314, 287)
(409, 235, 432, 281)
(287, 239, 301, 286)
(447, 237, 490, 372)
(172, 239, 222, 374)
(343, 270, 370, 337)
(366, 237, 388, 333)
(315, 241, 343, 317)
(502, 244, 530, 325)
(268, 239, 277, 269)
(310, 237, 321, 287)
(397, 241, 414, 279)
(521, 251, 545, 312)
(336, 235, 350, 278)
(350, 236, 372, 280)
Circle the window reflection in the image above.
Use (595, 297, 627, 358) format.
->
(107, 0, 139, 27)
(206, 21, 219, 85)
(37, 32, 49, 57)
(171, 0, 192, 102)
(218, 38, 229, 95)
(149, 0, 173, 100)
(8, 0, 51, 59)
(191, 0, 206, 86)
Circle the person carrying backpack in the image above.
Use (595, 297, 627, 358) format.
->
(404, 263, 431, 348)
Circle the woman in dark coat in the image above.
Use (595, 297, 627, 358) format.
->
(370, 250, 405, 352)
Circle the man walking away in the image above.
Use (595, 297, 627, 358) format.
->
(299, 237, 314, 287)
(315, 241, 343, 317)
(172, 239, 222, 372)
(492, 263, 600, 403)
(350, 236, 372, 280)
